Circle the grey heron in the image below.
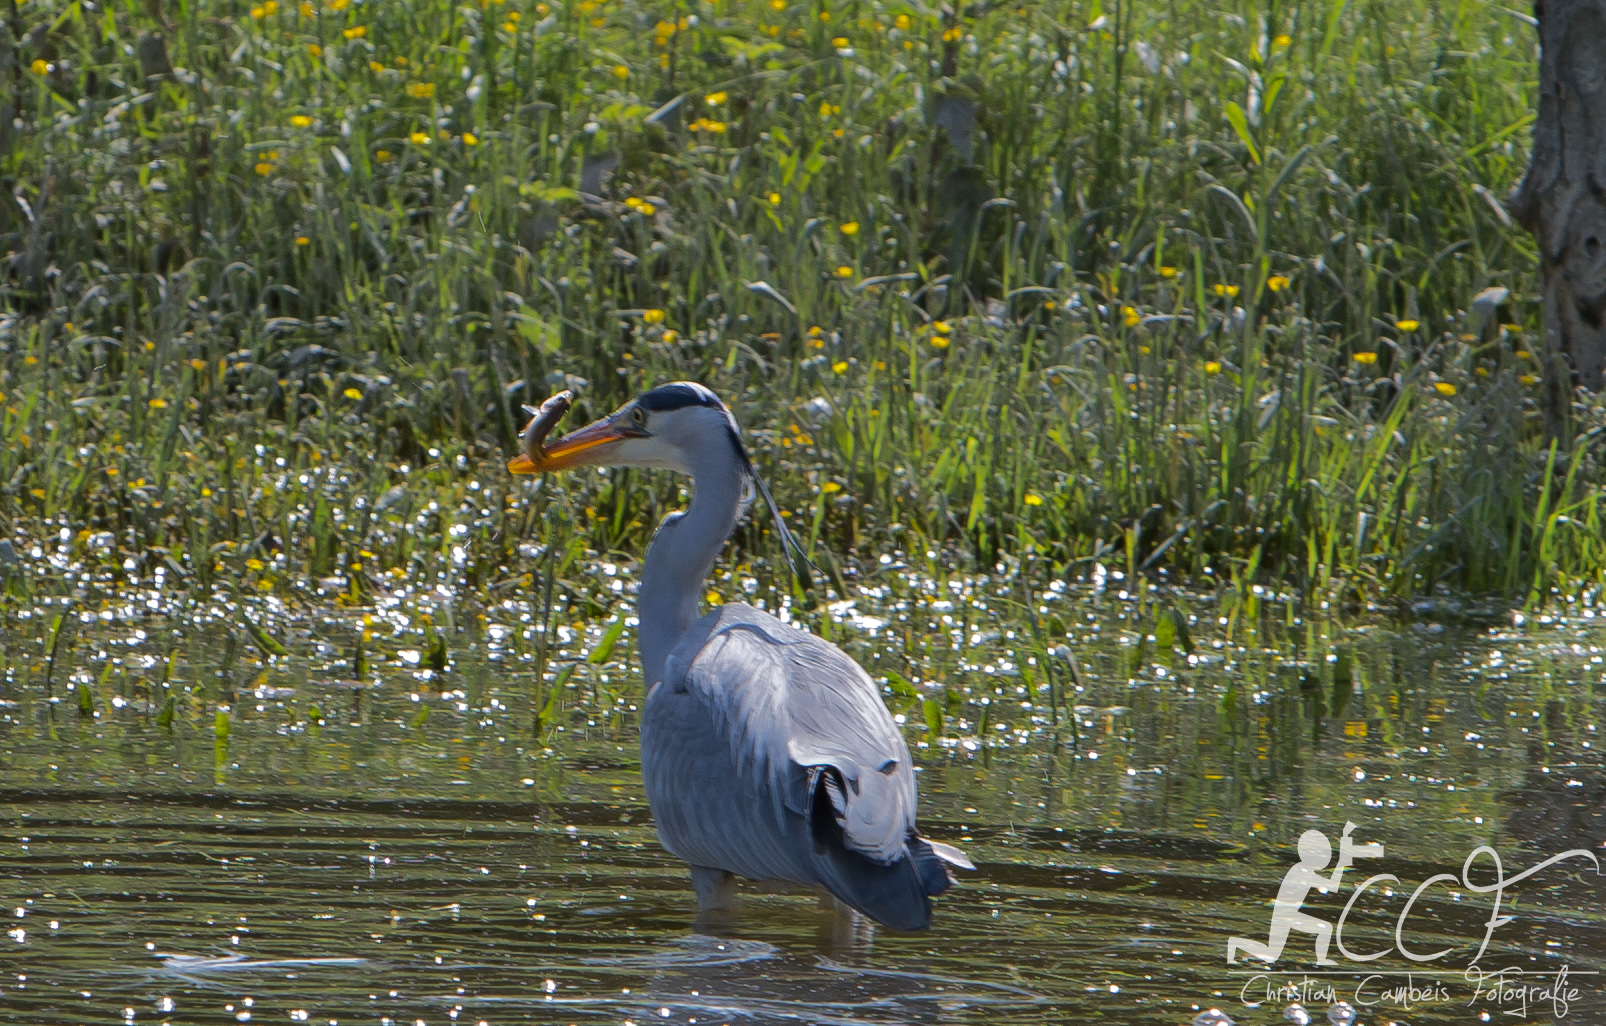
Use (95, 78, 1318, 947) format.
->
(508, 382, 972, 930)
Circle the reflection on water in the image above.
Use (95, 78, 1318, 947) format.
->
(2, 574, 1605, 1023)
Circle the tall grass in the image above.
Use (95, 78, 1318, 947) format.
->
(1, 0, 1601, 611)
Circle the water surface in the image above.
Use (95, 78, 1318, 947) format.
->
(3, 571, 1604, 1025)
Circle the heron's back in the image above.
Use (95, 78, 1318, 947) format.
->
(639, 602, 961, 929)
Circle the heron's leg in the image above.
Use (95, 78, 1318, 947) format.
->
(814, 889, 875, 948)
(689, 866, 739, 911)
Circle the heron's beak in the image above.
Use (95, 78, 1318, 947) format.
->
(506, 416, 627, 474)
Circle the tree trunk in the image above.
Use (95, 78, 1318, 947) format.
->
(1510, 1, 1606, 436)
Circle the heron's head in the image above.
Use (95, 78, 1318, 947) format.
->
(507, 382, 747, 478)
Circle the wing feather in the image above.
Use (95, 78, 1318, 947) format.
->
(658, 603, 917, 865)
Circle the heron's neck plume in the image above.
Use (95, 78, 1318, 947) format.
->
(637, 451, 746, 688)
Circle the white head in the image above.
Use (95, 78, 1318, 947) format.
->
(508, 381, 752, 481)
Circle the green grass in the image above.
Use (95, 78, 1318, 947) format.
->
(1, 0, 1602, 613)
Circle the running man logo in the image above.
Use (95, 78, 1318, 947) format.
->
(1229, 822, 1384, 965)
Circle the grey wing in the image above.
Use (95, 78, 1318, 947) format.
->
(643, 603, 917, 872)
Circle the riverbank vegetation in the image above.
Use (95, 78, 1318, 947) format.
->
(2, 0, 1598, 620)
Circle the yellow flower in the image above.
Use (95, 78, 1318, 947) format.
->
(706, 90, 727, 105)
(1122, 305, 1140, 327)
(819, 9, 830, 20)
(1353, 352, 1377, 364)
(290, 115, 313, 127)
(835, 265, 853, 278)
(769, 0, 785, 8)
(933, 320, 951, 333)
(508, 11, 519, 20)
(105, 467, 119, 477)
(343, 387, 362, 399)
(661, 330, 678, 343)
(295, 236, 311, 245)
(767, 191, 780, 206)
(1434, 382, 1456, 396)
(1516, 349, 1532, 359)
(246, 558, 266, 571)
(369, 60, 385, 72)
(839, 221, 859, 236)
(462, 132, 478, 145)
(1159, 266, 1177, 278)
(254, 162, 273, 175)
(704, 120, 726, 134)
(1212, 283, 1240, 297)
(941, 25, 962, 41)
(250, 5, 264, 17)
(643, 309, 666, 324)
(1204, 361, 1221, 374)
(30, 59, 49, 75)
(342, 24, 365, 38)
(437, 128, 450, 140)
(1475, 366, 1490, 377)
(1273, 33, 1292, 48)
(832, 35, 849, 47)
(832, 360, 849, 373)
(821, 481, 842, 494)
(894, 13, 910, 29)
(299, 1, 313, 15)
(1520, 374, 1539, 385)
(1023, 493, 1043, 506)
(501, 19, 514, 30)
(30, 488, 45, 499)
(392, 55, 405, 65)
(613, 64, 630, 80)
(410, 132, 429, 145)
(264, 0, 278, 12)
(625, 196, 643, 209)
(1267, 274, 1290, 292)
(149, 398, 168, 409)
(329, 0, 347, 7)
(638, 202, 656, 215)
(706, 589, 723, 605)
(1395, 319, 1420, 331)
(930, 335, 950, 349)
(189, 358, 207, 370)
(407, 82, 435, 98)
(375, 149, 392, 161)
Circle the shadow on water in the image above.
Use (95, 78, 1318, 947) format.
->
(2, 575, 1605, 1023)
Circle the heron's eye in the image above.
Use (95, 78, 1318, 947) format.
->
(630, 407, 647, 429)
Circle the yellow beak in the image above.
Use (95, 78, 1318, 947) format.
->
(507, 416, 628, 474)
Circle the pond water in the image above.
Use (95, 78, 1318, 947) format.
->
(2, 567, 1604, 1025)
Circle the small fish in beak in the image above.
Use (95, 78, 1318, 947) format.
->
(508, 390, 573, 474)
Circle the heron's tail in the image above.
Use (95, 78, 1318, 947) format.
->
(807, 770, 974, 930)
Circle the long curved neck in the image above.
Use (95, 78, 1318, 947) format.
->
(637, 456, 746, 688)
